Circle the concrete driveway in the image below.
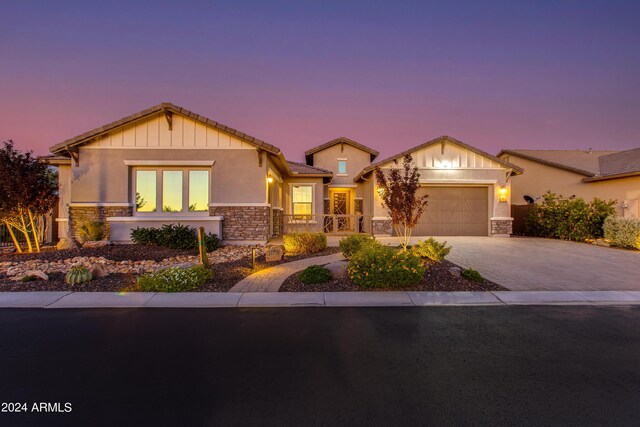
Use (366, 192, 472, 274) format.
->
(330, 236, 640, 291)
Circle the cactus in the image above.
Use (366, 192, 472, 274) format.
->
(65, 266, 93, 285)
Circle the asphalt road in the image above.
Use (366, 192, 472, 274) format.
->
(0, 306, 639, 427)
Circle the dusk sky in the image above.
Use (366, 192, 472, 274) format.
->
(1, 0, 639, 160)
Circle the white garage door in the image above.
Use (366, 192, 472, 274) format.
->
(412, 186, 488, 236)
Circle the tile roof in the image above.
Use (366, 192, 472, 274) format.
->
(498, 149, 618, 176)
(49, 102, 281, 155)
(598, 148, 640, 176)
(286, 161, 333, 176)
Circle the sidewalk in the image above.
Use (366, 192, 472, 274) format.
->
(2, 291, 640, 308)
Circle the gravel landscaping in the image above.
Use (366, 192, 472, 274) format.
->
(279, 259, 507, 292)
(0, 244, 341, 292)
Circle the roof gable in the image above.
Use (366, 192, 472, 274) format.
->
(355, 136, 523, 181)
(49, 103, 281, 155)
(304, 137, 379, 165)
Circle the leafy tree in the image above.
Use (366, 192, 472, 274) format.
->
(0, 140, 58, 253)
(374, 154, 429, 250)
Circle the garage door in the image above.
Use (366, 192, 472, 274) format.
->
(412, 186, 488, 236)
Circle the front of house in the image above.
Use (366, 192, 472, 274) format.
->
(47, 103, 523, 243)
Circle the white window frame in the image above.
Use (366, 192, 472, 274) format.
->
(133, 167, 210, 216)
(337, 158, 348, 176)
(289, 183, 316, 221)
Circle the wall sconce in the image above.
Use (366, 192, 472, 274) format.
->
(498, 186, 508, 202)
(267, 176, 274, 184)
(376, 187, 385, 197)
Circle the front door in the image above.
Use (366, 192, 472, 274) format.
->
(332, 192, 350, 231)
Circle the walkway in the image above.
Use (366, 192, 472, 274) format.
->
(229, 252, 345, 293)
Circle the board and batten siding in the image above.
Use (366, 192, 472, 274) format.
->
(380, 142, 503, 170)
(91, 114, 254, 150)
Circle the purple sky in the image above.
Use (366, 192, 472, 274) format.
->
(1, 0, 639, 161)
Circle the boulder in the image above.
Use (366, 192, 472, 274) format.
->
(11, 270, 49, 282)
(449, 267, 462, 278)
(324, 260, 349, 279)
(89, 264, 108, 278)
(83, 240, 111, 249)
(56, 238, 78, 250)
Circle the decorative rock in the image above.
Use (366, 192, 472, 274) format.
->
(89, 264, 108, 278)
(324, 260, 349, 279)
(83, 240, 111, 249)
(449, 267, 462, 278)
(172, 262, 198, 269)
(265, 245, 284, 262)
(57, 238, 78, 250)
(25, 270, 49, 281)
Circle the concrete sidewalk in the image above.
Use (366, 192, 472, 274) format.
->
(1, 290, 640, 308)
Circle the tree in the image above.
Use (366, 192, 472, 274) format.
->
(374, 154, 429, 250)
(0, 140, 58, 253)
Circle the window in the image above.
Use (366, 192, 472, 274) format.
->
(135, 169, 209, 214)
(292, 185, 313, 216)
(338, 160, 347, 175)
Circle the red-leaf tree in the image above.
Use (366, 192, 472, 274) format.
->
(0, 140, 58, 253)
(374, 154, 429, 250)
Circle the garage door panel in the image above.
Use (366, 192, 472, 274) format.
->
(413, 186, 488, 236)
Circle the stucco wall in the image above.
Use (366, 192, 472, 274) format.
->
(504, 154, 640, 217)
(70, 148, 267, 204)
(312, 144, 372, 185)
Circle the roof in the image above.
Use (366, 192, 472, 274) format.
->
(354, 135, 524, 182)
(39, 154, 72, 165)
(499, 148, 640, 182)
(286, 161, 333, 176)
(49, 102, 281, 156)
(498, 149, 618, 176)
(305, 137, 379, 165)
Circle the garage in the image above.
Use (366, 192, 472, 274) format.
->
(412, 186, 488, 236)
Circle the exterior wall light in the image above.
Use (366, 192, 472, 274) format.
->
(267, 176, 274, 184)
(376, 187, 385, 197)
(498, 186, 508, 202)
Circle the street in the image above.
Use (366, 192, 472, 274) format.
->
(1, 306, 639, 426)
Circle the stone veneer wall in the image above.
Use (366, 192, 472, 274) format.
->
(372, 218, 392, 235)
(491, 219, 513, 236)
(272, 208, 283, 237)
(209, 206, 270, 241)
(68, 205, 133, 241)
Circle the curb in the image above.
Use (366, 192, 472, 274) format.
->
(1, 291, 640, 308)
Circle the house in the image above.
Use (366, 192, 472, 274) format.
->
(498, 149, 640, 218)
(46, 103, 523, 243)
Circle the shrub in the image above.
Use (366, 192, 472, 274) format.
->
(525, 192, 616, 241)
(130, 224, 220, 251)
(299, 265, 333, 284)
(283, 233, 327, 254)
(137, 265, 213, 292)
(604, 216, 640, 250)
(78, 221, 106, 242)
(339, 234, 379, 258)
(461, 268, 483, 282)
(348, 245, 425, 288)
(412, 237, 452, 262)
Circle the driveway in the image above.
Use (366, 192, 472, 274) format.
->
(350, 236, 640, 291)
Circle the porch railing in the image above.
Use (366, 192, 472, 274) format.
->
(282, 214, 372, 235)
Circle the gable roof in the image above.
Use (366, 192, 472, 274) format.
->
(354, 135, 524, 182)
(499, 148, 640, 182)
(49, 102, 281, 156)
(286, 161, 333, 177)
(304, 137, 379, 165)
(497, 149, 618, 176)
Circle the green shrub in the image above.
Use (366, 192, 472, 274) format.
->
(412, 237, 452, 262)
(283, 233, 327, 254)
(525, 192, 616, 241)
(604, 216, 640, 250)
(299, 265, 333, 284)
(348, 245, 425, 288)
(130, 224, 221, 251)
(78, 221, 106, 242)
(137, 265, 213, 292)
(339, 234, 379, 258)
(461, 268, 483, 282)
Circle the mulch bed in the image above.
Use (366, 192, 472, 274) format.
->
(280, 259, 508, 292)
(0, 246, 342, 292)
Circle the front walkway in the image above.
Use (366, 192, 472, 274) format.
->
(229, 252, 345, 293)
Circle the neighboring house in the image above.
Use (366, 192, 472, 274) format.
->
(45, 103, 523, 243)
(498, 149, 640, 218)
